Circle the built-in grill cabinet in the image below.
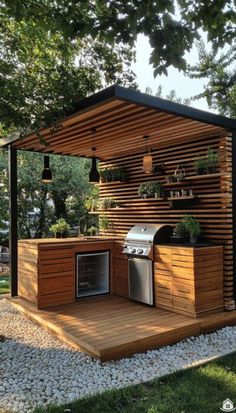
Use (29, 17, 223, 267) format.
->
(123, 224, 173, 305)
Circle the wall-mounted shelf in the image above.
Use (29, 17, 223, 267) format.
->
(167, 196, 196, 201)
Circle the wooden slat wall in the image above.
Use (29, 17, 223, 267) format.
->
(99, 134, 234, 304)
(154, 245, 224, 317)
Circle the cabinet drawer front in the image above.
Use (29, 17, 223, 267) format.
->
(39, 275, 74, 295)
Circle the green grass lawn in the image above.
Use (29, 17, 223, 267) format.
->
(0, 274, 10, 294)
(33, 352, 236, 413)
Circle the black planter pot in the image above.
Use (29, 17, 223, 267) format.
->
(170, 235, 185, 244)
(55, 231, 68, 238)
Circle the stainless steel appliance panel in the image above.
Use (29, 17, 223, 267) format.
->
(128, 257, 153, 305)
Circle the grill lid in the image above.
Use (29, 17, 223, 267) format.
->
(125, 224, 173, 244)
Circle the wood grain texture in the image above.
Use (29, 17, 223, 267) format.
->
(8, 295, 236, 361)
(99, 135, 233, 305)
(18, 239, 115, 309)
(154, 245, 224, 317)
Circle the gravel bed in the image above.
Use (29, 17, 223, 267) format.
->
(0, 298, 235, 413)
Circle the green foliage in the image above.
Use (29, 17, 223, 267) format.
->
(188, 41, 236, 117)
(183, 215, 201, 238)
(152, 85, 191, 105)
(49, 218, 70, 237)
(99, 215, 110, 231)
(33, 352, 236, 413)
(0, 149, 98, 240)
(173, 221, 188, 239)
(100, 198, 117, 209)
(1, 0, 234, 136)
(84, 186, 99, 211)
(195, 148, 219, 175)
(174, 215, 201, 239)
(100, 167, 128, 183)
(138, 181, 162, 198)
(0, 3, 136, 137)
(87, 226, 98, 235)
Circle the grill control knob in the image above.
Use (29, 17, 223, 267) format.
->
(137, 249, 143, 254)
(131, 248, 136, 254)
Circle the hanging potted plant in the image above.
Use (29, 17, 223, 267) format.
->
(49, 218, 70, 238)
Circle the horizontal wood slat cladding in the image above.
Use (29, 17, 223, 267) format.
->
(12, 95, 226, 159)
(99, 134, 234, 305)
(18, 239, 116, 309)
(154, 245, 224, 317)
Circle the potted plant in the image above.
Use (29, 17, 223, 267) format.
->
(138, 181, 163, 198)
(206, 148, 219, 173)
(195, 148, 219, 175)
(138, 182, 148, 198)
(172, 215, 201, 244)
(174, 165, 185, 181)
(49, 218, 70, 238)
(100, 168, 112, 182)
(167, 174, 176, 183)
(183, 215, 201, 244)
(87, 226, 98, 236)
(100, 198, 117, 209)
(172, 221, 188, 243)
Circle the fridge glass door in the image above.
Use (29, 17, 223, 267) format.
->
(76, 251, 109, 298)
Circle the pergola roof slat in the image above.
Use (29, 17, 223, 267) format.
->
(2, 85, 235, 159)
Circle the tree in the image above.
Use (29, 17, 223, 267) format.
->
(1, 1, 235, 138)
(145, 85, 191, 105)
(0, 149, 98, 240)
(0, 3, 136, 138)
(3, 0, 235, 77)
(188, 41, 236, 117)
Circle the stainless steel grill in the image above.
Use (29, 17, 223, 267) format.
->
(123, 223, 173, 306)
(123, 223, 173, 260)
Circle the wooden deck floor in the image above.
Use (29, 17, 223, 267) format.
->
(8, 295, 236, 361)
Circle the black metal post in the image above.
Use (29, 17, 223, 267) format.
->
(232, 130, 236, 302)
(8, 145, 18, 296)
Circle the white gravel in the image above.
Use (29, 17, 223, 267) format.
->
(0, 297, 235, 413)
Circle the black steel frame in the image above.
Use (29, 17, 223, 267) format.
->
(8, 145, 18, 296)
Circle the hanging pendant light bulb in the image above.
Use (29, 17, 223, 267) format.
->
(89, 127, 100, 183)
(142, 135, 153, 174)
(42, 155, 52, 183)
(89, 147, 100, 183)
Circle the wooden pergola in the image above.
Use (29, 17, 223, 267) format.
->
(1, 84, 236, 300)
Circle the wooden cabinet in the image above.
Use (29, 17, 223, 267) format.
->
(112, 241, 129, 298)
(18, 238, 116, 309)
(154, 245, 224, 318)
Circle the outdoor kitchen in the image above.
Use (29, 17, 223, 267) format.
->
(5, 85, 236, 360)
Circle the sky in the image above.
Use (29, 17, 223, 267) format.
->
(133, 34, 210, 112)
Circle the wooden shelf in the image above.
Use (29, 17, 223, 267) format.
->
(89, 208, 126, 214)
(167, 196, 196, 201)
(186, 172, 221, 180)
